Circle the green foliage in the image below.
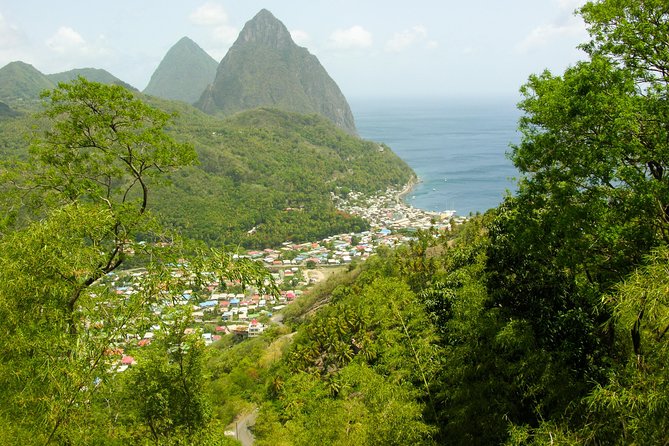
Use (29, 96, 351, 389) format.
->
(475, 0, 669, 442)
(580, 247, 669, 444)
(153, 107, 411, 247)
(124, 312, 211, 442)
(0, 78, 276, 444)
(256, 272, 439, 445)
(206, 327, 291, 426)
(6, 3, 669, 445)
(33, 77, 197, 209)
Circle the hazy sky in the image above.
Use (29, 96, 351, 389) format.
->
(0, 0, 589, 99)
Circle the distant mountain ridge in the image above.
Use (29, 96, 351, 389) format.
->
(0, 61, 135, 103)
(196, 9, 357, 134)
(0, 10, 357, 134)
(143, 37, 218, 103)
(0, 61, 54, 102)
(48, 68, 137, 91)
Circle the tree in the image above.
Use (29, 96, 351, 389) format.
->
(484, 0, 669, 440)
(17, 77, 197, 333)
(125, 309, 211, 442)
(0, 79, 274, 444)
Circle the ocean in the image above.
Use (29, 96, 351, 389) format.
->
(351, 97, 522, 216)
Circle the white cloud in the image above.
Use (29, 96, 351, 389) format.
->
(190, 2, 237, 56)
(46, 26, 86, 53)
(40, 26, 113, 73)
(557, 0, 588, 11)
(515, 0, 589, 54)
(385, 25, 437, 53)
(0, 13, 24, 49)
(291, 29, 311, 47)
(189, 2, 229, 26)
(329, 25, 373, 50)
(515, 14, 587, 53)
(0, 13, 32, 68)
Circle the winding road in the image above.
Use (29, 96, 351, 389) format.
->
(234, 409, 258, 446)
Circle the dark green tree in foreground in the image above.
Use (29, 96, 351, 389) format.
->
(484, 0, 669, 443)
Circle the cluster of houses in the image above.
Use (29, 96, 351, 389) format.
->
(194, 288, 303, 326)
(333, 187, 463, 233)
(237, 186, 463, 270)
(106, 185, 465, 373)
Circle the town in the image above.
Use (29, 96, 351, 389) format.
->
(106, 185, 465, 370)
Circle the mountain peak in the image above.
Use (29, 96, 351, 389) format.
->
(196, 10, 357, 134)
(236, 8, 294, 48)
(47, 68, 137, 91)
(0, 61, 55, 101)
(176, 36, 195, 45)
(143, 36, 218, 103)
(172, 36, 204, 52)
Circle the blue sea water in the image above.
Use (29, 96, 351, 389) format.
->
(351, 97, 522, 216)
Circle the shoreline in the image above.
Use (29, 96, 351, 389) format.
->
(394, 176, 461, 217)
(395, 175, 420, 204)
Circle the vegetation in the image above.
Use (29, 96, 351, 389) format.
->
(0, 61, 55, 104)
(0, 89, 413, 249)
(196, 9, 357, 135)
(0, 78, 274, 444)
(143, 36, 218, 104)
(154, 107, 410, 248)
(2, 1, 668, 445)
(0, 62, 135, 108)
(240, 1, 669, 444)
(47, 67, 137, 91)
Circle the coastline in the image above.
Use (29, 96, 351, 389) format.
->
(396, 175, 420, 204)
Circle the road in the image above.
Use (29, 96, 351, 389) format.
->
(233, 409, 258, 446)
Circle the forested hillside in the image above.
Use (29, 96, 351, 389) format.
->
(0, 62, 134, 106)
(0, 92, 413, 248)
(1, 1, 667, 445)
(153, 107, 411, 247)
(246, 1, 669, 444)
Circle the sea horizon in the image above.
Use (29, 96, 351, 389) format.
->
(351, 96, 522, 216)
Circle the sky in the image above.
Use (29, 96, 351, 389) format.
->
(0, 0, 590, 100)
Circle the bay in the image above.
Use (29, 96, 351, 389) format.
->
(351, 97, 522, 216)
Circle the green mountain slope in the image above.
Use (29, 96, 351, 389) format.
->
(152, 106, 412, 247)
(47, 68, 137, 91)
(0, 61, 54, 103)
(0, 91, 413, 248)
(143, 37, 218, 103)
(0, 101, 19, 118)
(0, 63, 137, 106)
(196, 9, 357, 135)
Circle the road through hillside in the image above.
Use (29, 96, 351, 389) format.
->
(234, 409, 258, 446)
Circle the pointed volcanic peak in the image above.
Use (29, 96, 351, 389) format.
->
(0, 61, 54, 102)
(48, 68, 137, 91)
(196, 9, 357, 135)
(144, 36, 218, 104)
